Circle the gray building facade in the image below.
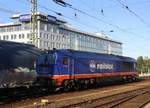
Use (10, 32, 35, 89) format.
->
(0, 12, 122, 55)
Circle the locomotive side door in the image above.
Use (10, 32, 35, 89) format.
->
(69, 58, 75, 79)
(62, 57, 75, 79)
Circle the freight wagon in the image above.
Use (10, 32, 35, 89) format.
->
(0, 40, 41, 88)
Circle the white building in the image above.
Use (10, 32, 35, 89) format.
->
(0, 13, 122, 55)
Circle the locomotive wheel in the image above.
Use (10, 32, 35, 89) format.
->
(90, 79, 96, 88)
(63, 80, 73, 92)
(74, 80, 80, 90)
(84, 79, 90, 89)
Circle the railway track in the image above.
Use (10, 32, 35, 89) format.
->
(11, 80, 150, 108)
(51, 87, 150, 108)
(0, 80, 131, 106)
(95, 87, 150, 108)
(0, 87, 51, 105)
(1, 78, 150, 108)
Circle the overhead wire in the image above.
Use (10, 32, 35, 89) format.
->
(52, 0, 150, 56)
(101, 0, 150, 9)
(14, 0, 150, 55)
(22, 0, 150, 41)
(17, 0, 101, 32)
(113, 0, 150, 28)
(68, 5, 128, 33)
(17, 0, 149, 41)
(53, 0, 150, 41)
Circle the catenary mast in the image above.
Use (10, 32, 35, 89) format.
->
(30, 0, 38, 46)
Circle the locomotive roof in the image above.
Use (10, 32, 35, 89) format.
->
(0, 40, 40, 54)
(0, 40, 33, 47)
(50, 49, 136, 62)
(0, 40, 41, 68)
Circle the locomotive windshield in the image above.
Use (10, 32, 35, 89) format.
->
(37, 53, 55, 66)
(121, 61, 135, 72)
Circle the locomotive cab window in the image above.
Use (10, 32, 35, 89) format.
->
(37, 53, 55, 66)
(122, 62, 133, 72)
(47, 54, 55, 64)
(62, 57, 69, 65)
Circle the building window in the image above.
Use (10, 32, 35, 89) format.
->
(44, 33, 46, 39)
(40, 40, 43, 46)
(19, 34, 21, 39)
(52, 34, 54, 40)
(50, 34, 52, 40)
(14, 35, 17, 39)
(47, 34, 49, 39)
(11, 35, 13, 39)
(44, 24, 47, 31)
(53, 26, 58, 33)
(27, 33, 30, 39)
(3, 35, 5, 40)
(15, 26, 21, 31)
(3, 35, 8, 40)
(22, 34, 25, 38)
(47, 24, 53, 32)
(6, 35, 9, 40)
(44, 41, 47, 47)
(40, 32, 42, 38)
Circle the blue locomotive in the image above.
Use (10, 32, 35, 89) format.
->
(0, 40, 137, 90)
(36, 49, 138, 90)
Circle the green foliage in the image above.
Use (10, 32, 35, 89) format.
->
(136, 56, 150, 74)
(137, 56, 143, 73)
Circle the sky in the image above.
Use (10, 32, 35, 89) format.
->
(0, 0, 150, 58)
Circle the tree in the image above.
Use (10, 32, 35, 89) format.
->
(137, 56, 150, 74)
(136, 56, 144, 73)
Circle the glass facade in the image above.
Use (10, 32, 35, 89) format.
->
(57, 27, 122, 55)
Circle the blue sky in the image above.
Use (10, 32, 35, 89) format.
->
(0, 0, 150, 58)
